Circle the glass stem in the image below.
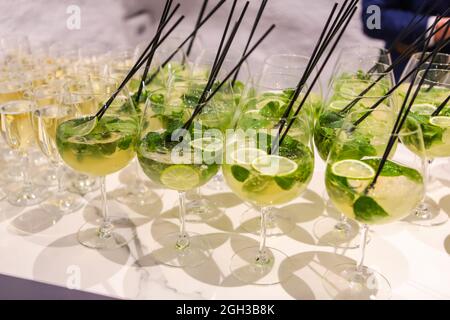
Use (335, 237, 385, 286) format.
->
(176, 191, 190, 250)
(256, 206, 270, 265)
(56, 164, 64, 193)
(133, 159, 143, 191)
(21, 152, 32, 191)
(356, 224, 369, 273)
(98, 176, 113, 239)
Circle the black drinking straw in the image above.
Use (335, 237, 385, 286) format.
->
(269, 0, 357, 152)
(273, 1, 344, 135)
(230, 0, 268, 87)
(185, 0, 209, 58)
(135, 0, 175, 103)
(432, 95, 450, 116)
(95, 13, 185, 119)
(182, 1, 250, 131)
(353, 34, 450, 126)
(277, 1, 358, 149)
(339, 10, 450, 115)
(197, 0, 238, 107)
(200, 24, 276, 104)
(366, 34, 449, 191)
(130, 3, 182, 73)
(144, 0, 226, 85)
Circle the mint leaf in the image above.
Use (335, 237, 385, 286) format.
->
(353, 196, 389, 223)
(231, 165, 250, 182)
(363, 158, 423, 183)
(260, 101, 280, 118)
(274, 176, 296, 190)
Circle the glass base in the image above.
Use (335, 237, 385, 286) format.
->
(41, 191, 86, 215)
(323, 263, 391, 300)
(185, 198, 224, 223)
(230, 246, 293, 285)
(206, 173, 226, 191)
(78, 216, 136, 250)
(405, 199, 448, 227)
(69, 174, 100, 195)
(313, 216, 367, 249)
(34, 167, 58, 187)
(0, 166, 24, 183)
(116, 182, 159, 207)
(7, 184, 49, 207)
(152, 232, 210, 268)
(240, 207, 295, 237)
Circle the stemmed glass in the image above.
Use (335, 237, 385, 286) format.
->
(192, 49, 250, 192)
(313, 64, 395, 248)
(30, 84, 86, 214)
(56, 86, 138, 249)
(235, 71, 313, 237)
(61, 79, 102, 194)
(137, 87, 225, 267)
(0, 78, 30, 183)
(322, 109, 425, 299)
(1, 99, 49, 206)
(223, 95, 315, 285)
(262, 54, 323, 117)
(402, 68, 450, 226)
(403, 52, 450, 78)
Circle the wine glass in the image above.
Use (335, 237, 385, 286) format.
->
(262, 54, 323, 118)
(402, 68, 450, 226)
(61, 79, 103, 194)
(223, 94, 314, 285)
(322, 110, 425, 299)
(402, 52, 450, 79)
(56, 86, 139, 249)
(1, 99, 49, 206)
(137, 87, 224, 267)
(313, 68, 396, 248)
(30, 84, 86, 214)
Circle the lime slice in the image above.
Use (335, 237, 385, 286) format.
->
(411, 103, 436, 115)
(190, 137, 223, 153)
(251, 155, 298, 177)
(72, 117, 98, 137)
(230, 147, 267, 166)
(429, 116, 450, 128)
(160, 165, 200, 190)
(328, 100, 349, 112)
(331, 160, 375, 180)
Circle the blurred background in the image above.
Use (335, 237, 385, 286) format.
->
(0, 0, 384, 81)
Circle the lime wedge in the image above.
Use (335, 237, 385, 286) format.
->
(160, 165, 200, 191)
(190, 137, 223, 153)
(328, 100, 349, 112)
(411, 103, 436, 115)
(251, 155, 298, 177)
(429, 116, 450, 128)
(72, 117, 98, 137)
(331, 160, 375, 180)
(230, 148, 267, 166)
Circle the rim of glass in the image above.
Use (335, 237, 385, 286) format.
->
(345, 108, 423, 137)
(263, 54, 310, 69)
(0, 99, 35, 113)
(416, 68, 450, 87)
(335, 77, 392, 99)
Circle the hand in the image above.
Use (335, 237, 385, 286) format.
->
(434, 18, 450, 43)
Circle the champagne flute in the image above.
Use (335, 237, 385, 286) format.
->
(1, 99, 49, 206)
(30, 85, 86, 214)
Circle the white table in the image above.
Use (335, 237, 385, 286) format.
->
(0, 155, 449, 300)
